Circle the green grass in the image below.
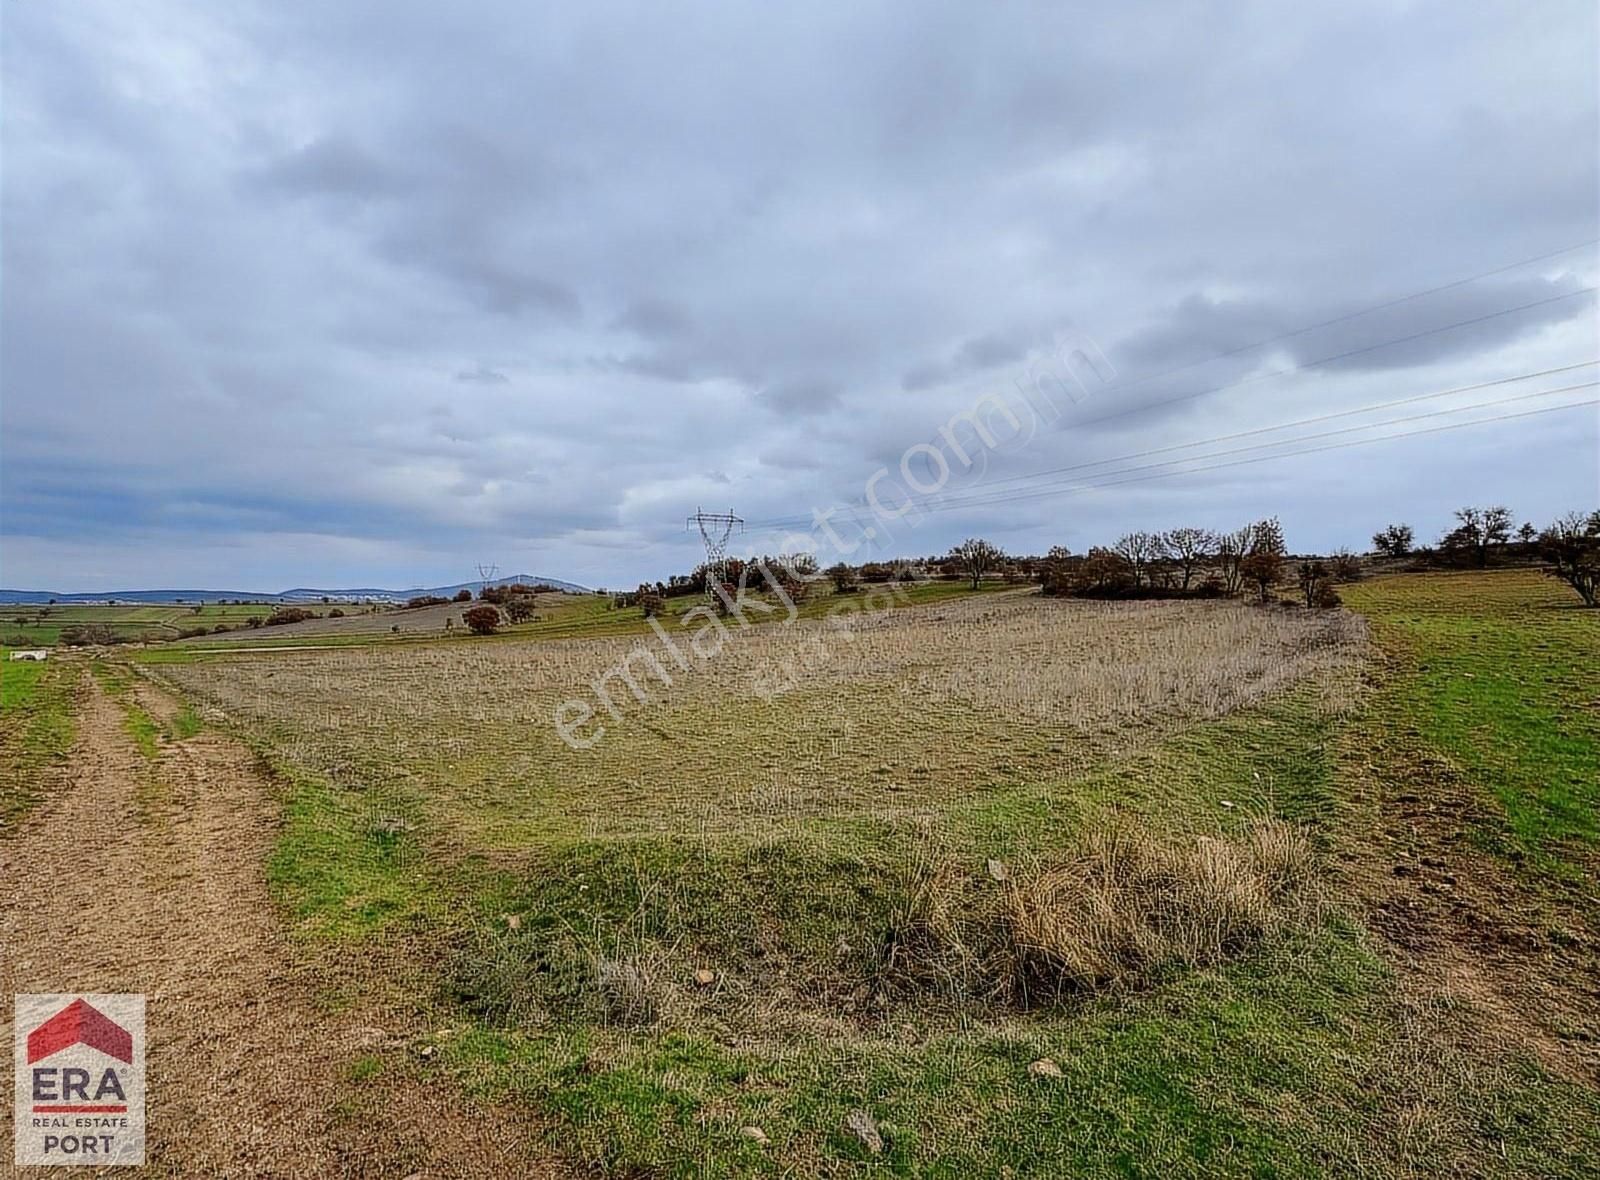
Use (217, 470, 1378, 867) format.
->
(258, 747, 449, 940)
(152, 571, 1600, 1175)
(133, 579, 1017, 658)
(87, 661, 160, 760)
(2, 602, 286, 647)
(0, 650, 80, 830)
(167, 704, 203, 740)
(1343, 570, 1600, 877)
(442, 926, 1598, 1178)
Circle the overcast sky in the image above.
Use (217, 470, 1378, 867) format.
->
(3, 1, 1597, 592)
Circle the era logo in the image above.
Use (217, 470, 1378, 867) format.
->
(32, 1063, 129, 1102)
(13, 994, 146, 1167)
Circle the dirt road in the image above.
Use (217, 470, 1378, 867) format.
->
(0, 675, 560, 1177)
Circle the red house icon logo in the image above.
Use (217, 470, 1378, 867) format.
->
(28, 998, 135, 1066)
(14, 993, 146, 1165)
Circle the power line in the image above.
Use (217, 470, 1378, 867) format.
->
(899, 360, 1598, 500)
(891, 379, 1597, 519)
(998, 398, 1599, 511)
(743, 284, 1596, 531)
(745, 361, 1597, 532)
(1087, 237, 1598, 400)
(750, 398, 1595, 532)
(1064, 284, 1595, 435)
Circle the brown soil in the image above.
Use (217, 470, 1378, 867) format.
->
(0, 675, 567, 1177)
(1338, 717, 1600, 1087)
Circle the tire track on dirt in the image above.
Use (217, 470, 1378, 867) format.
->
(1, 674, 563, 1177)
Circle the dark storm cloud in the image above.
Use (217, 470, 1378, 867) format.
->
(1, 1, 1595, 591)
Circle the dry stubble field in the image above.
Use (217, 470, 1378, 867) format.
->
(10, 574, 1597, 1177)
(158, 592, 1364, 845)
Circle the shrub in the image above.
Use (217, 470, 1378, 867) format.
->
(263, 607, 315, 626)
(328, 608, 345, 618)
(406, 595, 450, 609)
(454, 588, 474, 603)
(1241, 551, 1281, 602)
(211, 623, 231, 634)
(826, 562, 858, 594)
(462, 605, 501, 635)
(1328, 549, 1363, 582)
(177, 626, 209, 639)
(1371, 523, 1414, 557)
(881, 818, 1319, 1005)
(505, 596, 537, 623)
(1540, 510, 1600, 607)
(593, 951, 666, 1027)
(637, 591, 665, 619)
(60, 624, 120, 646)
(480, 583, 541, 605)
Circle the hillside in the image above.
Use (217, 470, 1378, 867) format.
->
(0, 574, 590, 605)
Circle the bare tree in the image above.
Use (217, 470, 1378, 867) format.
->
(1039, 545, 1073, 596)
(1162, 527, 1215, 590)
(1216, 526, 1251, 595)
(1110, 531, 1162, 587)
(1296, 560, 1330, 606)
(950, 538, 1003, 590)
(1242, 550, 1281, 602)
(1540, 511, 1600, 607)
(1445, 505, 1513, 568)
(1371, 523, 1414, 557)
(1217, 518, 1283, 595)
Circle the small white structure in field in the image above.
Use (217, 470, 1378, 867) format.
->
(9, 650, 48, 661)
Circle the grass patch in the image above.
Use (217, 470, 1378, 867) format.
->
(172, 572, 1599, 1174)
(260, 752, 448, 940)
(0, 651, 80, 830)
(122, 702, 161, 761)
(167, 704, 203, 740)
(442, 924, 1600, 1177)
(1343, 570, 1600, 877)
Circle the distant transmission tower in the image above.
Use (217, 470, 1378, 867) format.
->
(476, 562, 499, 596)
(687, 507, 743, 592)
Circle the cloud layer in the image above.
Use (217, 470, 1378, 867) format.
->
(2, 1, 1596, 590)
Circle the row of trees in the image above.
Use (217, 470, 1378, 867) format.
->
(1373, 506, 1542, 565)
(1366, 505, 1599, 606)
(583, 502, 1597, 635)
(1027, 518, 1312, 603)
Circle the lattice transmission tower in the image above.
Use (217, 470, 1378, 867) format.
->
(687, 507, 743, 592)
(476, 562, 499, 596)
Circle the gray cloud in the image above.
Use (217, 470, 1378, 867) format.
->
(454, 365, 510, 385)
(1, 0, 1596, 591)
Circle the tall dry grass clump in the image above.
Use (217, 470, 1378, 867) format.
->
(883, 817, 1321, 1006)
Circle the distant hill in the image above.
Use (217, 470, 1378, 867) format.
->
(0, 574, 591, 605)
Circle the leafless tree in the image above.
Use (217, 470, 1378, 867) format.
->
(1162, 527, 1215, 590)
(1217, 518, 1283, 595)
(1445, 505, 1514, 567)
(1371, 523, 1414, 557)
(1540, 510, 1600, 607)
(950, 537, 1003, 590)
(1296, 560, 1330, 606)
(1242, 551, 1281, 602)
(1216, 527, 1251, 595)
(1110, 531, 1162, 587)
